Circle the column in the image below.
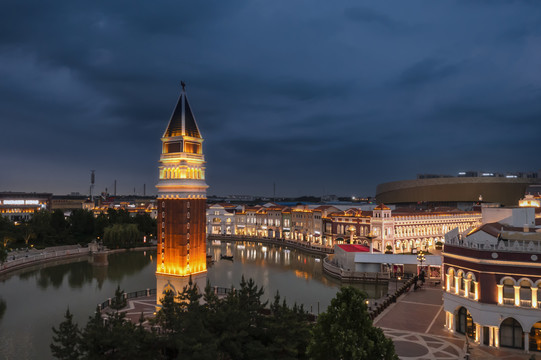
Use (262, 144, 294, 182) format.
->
(497, 284, 503, 304)
(476, 323, 481, 343)
(474, 281, 479, 301)
(446, 274, 450, 291)
(465, 279, 471, 298)
(494, 327, 499, 348)
(455, 276, 460, 295)
(450, 313, 455, 332)
(532, 287, 538, 308)
(514, 285, 521, 306)
(525, 332, 529, 352)
(489, 326, 494, 347)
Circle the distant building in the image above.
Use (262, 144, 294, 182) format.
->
(376, 175, 541, 207)
(442, 206, 541, 351)
(0, 192, 51, 221)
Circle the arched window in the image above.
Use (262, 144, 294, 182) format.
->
(503, 279, 515, 303)
(467, 273, 475, 294)
(448, 268, 456, 290)
(519, 279, 532, 305)
(500, 318, 523, 349)
(530, 322, 541, 352)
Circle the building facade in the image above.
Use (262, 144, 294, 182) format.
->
(0, 192, 51, 222)
(155, 84, 208, 304)
(442, 206, 541, 352)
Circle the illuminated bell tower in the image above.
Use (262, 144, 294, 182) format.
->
(156, 82, 208, 304)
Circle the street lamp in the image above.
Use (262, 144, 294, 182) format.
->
(395, 276, 402, 292)
(417, 250, 426, 275)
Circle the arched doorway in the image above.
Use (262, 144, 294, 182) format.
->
(530, 322, 541, 352)
(456, 307, 475, 339)
(500, 318, 523, 349)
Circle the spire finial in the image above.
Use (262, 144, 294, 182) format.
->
(181, 81, 186, 92)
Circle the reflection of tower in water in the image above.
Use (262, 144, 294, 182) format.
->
(155, 83, 208, 304)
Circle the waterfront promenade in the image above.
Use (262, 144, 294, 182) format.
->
(375, 284, 532, 359)
(208, 234, 334, 256)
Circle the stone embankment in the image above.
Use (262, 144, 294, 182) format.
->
(0, 245, 156, 276)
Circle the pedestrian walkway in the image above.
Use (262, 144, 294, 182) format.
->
(375, 286, 533, 359)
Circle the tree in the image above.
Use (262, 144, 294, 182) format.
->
(0, 243, 7, 264)
(103, 223, 140, 248)
(50, 308, 81, 360)
(307, 286, 398, 360)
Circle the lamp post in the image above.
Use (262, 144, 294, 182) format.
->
(417, 250, 426, 275)
(395, 275, 402, 292)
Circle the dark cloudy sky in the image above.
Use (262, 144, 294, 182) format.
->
(1, 1, 540, 197)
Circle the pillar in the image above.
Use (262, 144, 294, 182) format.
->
(476, 323, 481, 343)
(474, 281, 479, 301)
(446, 274, 450, 292)
(494, 327, 499, 348)
(497, 284, 503, 304)
(514, 285, 520, 306)
(455, 276, 460, 295)
(489, 326, 494, 346)
(532, 287, 538, 308)
(525, 332, 529, 352)
(465, 279, 470, 298)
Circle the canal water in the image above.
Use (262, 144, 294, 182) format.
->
(0, 241, 389, 359)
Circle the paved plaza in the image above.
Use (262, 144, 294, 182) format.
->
(375, 285, 534, 360)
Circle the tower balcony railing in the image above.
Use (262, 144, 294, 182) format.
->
(520, 299, 532, 307)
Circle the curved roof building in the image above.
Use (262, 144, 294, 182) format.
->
(376, 177, 540, 206)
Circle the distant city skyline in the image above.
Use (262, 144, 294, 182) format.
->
(1, 1, 539, 197)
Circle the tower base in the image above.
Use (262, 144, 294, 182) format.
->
(155, 271, 208, 306)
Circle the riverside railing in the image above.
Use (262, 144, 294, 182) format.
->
(98, 286, 233, 311)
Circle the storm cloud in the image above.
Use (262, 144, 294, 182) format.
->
(1, 1, 540, 197)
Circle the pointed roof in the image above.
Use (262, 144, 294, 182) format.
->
(374, 203, 390, 210)
(163, 82, 202, 139)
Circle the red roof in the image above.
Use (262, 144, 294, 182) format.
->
(336, 244, 371, 252)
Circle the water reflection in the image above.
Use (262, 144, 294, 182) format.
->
(14, 252, 153, 291)
(0, 298, 5, 322)
(0, 244, 388, 360)
(207, 241, 389, 305)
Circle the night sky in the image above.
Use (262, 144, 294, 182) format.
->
(1, 1, 540, 197)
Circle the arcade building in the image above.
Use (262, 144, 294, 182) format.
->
(155, 83, 208, 304)
(443, 206, 541, 353)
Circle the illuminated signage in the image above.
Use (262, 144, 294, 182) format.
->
(2, 200, 40, 205)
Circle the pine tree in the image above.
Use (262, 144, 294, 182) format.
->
(50, 308, 81, 360)
(307, 286, 398, 360)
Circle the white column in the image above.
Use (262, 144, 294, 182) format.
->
(532, 287, 538, 308)
(497, 284, 503, 304)
(465, 279, 471, 298)
(514, 285, 521, 306)
(494, 327, 499, 348)
(474, 281, 479, 301)
(455, 276, 460, 295)
(476, 323, 481, 343)
(489, 326, 494, 347)
(446, 274, 450, 291)
(525, 332, 529, 352)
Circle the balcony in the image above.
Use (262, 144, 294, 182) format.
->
(520, 299, 532, 307)
(503, 298, 515, 305)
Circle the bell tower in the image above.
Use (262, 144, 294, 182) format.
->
(156, 82, 208, 304)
